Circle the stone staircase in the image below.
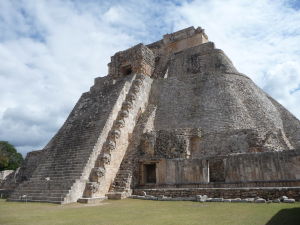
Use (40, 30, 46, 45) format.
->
(8, 147, 90, 203)
(8, 75, 135, 204)
(106, 161, 134, 199)
(107, 104, 157, 199)
(78, 74, 153, 203)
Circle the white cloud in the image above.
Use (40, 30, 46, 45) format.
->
(0, 0, 300, 156)
(0, 0, 140, 155)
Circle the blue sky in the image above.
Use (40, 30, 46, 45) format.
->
(1, 0, 300, 156)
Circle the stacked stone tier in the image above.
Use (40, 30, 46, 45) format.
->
(8, 75, 135, 203)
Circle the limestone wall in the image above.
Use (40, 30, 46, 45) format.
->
(108, 44, 155, 78)
(0, 150, 44, 190)
(225, 150, 300, 182)
(267, 95, 300, 149)
(137, 150, 300, 187)
(167, 42, 238, 78)
(162, 26, 208, 54)
(148, 42, 295, 155)
(155, 159, 208, 185)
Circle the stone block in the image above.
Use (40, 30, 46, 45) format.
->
(196, 195, 208, 202)
(283, 199, 295, 203)
(231, 198, 242, 203)
(210, 198, 224, 202)
(280, 196, 288, 201)
(145, 195, 158, 200)
(77, 197, 107, 204)
(255, 198, 266, 203)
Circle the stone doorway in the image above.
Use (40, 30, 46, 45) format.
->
(121, 65, 132, 75)
(139, 162, 158, 185)
(208, 159, 225, 182)
(145, 164, 156, 184)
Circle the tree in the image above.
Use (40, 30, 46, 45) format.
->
(0, 141, 24, 171)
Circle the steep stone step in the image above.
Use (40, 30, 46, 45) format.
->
(80, 74, 152, 202)
(9, 74, 137, 204)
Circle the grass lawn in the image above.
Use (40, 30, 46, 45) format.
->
(0, 198, 299, 225)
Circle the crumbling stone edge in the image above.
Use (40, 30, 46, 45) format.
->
(129, 194, 297, 203)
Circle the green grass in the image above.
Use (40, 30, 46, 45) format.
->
(0, 198, 299, 225)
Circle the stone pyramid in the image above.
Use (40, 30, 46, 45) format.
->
(6, 27, 300, 203)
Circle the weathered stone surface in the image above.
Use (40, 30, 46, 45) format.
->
(196, 195, 208, 202)
(0, 150, 44, 191)
(283, 198, 295, 203)
(245, 198, 255, 203)
(255, 198, 267, 203)
(280, 196, 288, 201)
(210, 198, 224, 202)
(145, 195, 158, 200)
(231, 198, 242, 203)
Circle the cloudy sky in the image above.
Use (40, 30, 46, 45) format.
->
(1, 0, 300, 156)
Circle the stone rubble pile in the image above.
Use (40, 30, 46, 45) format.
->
(129, 194, 296, 203)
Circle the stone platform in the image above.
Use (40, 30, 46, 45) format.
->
(77, 196, 107, 204)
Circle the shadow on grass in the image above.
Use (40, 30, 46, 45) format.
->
(266, 207, 300, 225)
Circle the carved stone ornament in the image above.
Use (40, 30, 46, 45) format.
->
(127, 93, 137, 102)
(122, 101, 133, 110)
(134, 79, 143, 86)
(106, 140, 116, 151)
(110, 129, 121, 139)
(87, 182, 100, 194)
(132, 84, 140, 93)
(115, 119, 125, 128)
(93, 167, 106, 178)
(101, 153, 111, 164)
(120, 110, 129, 118)
(136, 74, 145, 81)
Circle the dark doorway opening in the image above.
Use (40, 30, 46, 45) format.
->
(121, 65, 132, 75)
(145, 164, 156, 184)
(209, 159, 225, 182)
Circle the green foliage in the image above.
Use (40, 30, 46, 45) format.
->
(0, 141, 23, 171)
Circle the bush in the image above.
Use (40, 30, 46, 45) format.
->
(0, 141, 23, 171)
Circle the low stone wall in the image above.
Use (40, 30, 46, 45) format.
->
(137, 149, 300, 186)
(139, 180, 300, 189)
(225, 150, 300, 182)
(133, 187, 300, 201)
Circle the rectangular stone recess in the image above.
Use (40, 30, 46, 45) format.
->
(145, 164, 156, 183)
(140, 162, 157, 185)
(209, 159, 225, 182)
(121, 65, 132, 76)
